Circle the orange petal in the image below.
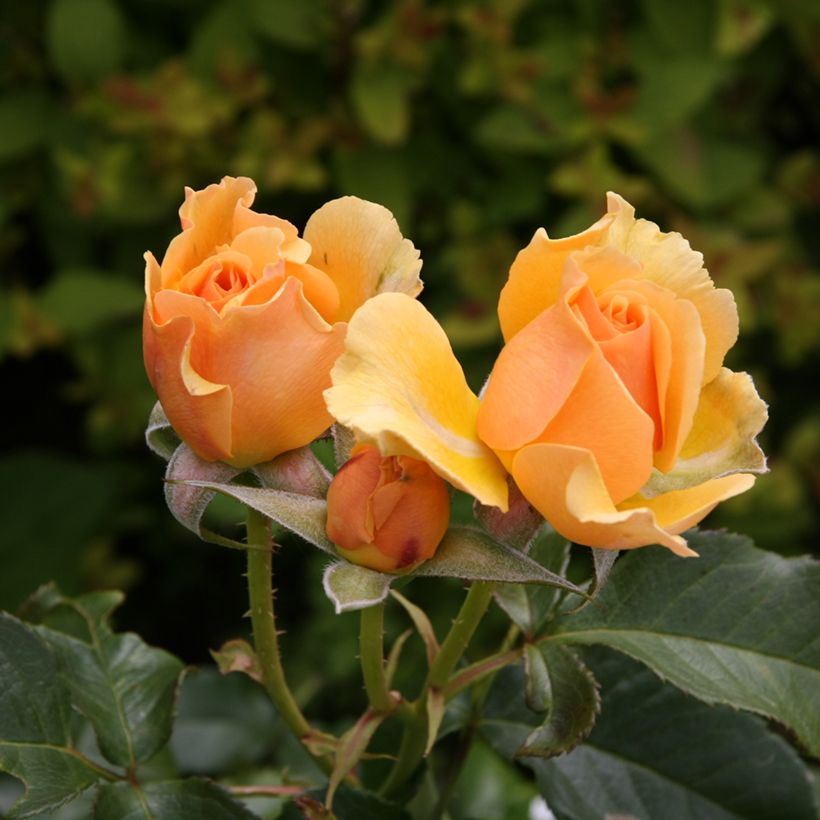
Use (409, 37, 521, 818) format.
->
(606, 192, 738, 383)
(497, 213, 614, 341)
(477, 298, 596, 452)
(213, 279, 346, 466)
(232, 205, 311, 262)
(511, 443, 697, 556)
(536, 349, 654, 504)
(163, 176, 258, 276)
(142, 307, 233, 463)
(150, 279, 345, 468)
(612, 278, 706, 472)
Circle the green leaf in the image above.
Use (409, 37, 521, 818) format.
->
(444, 741, 539, 820)
(94, 779, 257, 819)
(482, 646, 599, 760)
(164, 447, 244, 550)
(0, 453, 120, 610)
(322, 563, 391, 614)
(145, 402, 181, 462)
(390, 590, 440, 666)
(170, 668, 277, 776)
(25, 586, 184, 769)
(547, 530, 820, 757)
(493, 529, 572, 636)
(0, 92, 48, 162)
(179, 476, 335, 553)
(37, 270, 143, 337)
(0, 613, 102, 818)
(326, 710, 390, 809)
(350, 64, 411, 145)
(280, 786, 411, 820)
(534, 648, 817, 820)
(635, 129, 764, 209)
(418, 528, 585, 598)
(640, 0, 718, 55)
(46, 0, 126, 85)
(247, 0, 324, 50)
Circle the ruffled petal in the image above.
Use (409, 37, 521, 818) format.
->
(142, 307, 233, 463)
(164, 176, 258, 276)
(478, 298, 596, 452)
(497, 212, 614, 341)
(304, 197, 422, 322)
(642, 368, 768, 497)
(325, 293, 509, 510)
(605, 192, 738, 383)
(511, 443, 697, 556)
(536, 348, 655, 505)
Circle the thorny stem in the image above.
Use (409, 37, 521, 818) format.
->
(245, 507, 332, 775)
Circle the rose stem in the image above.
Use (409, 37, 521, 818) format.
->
(245, 507, 332, 775)
(360, 601, 393, 713)
(380, 580, 495, 797)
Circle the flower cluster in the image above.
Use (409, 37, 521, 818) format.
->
(145, 177, 767, 570)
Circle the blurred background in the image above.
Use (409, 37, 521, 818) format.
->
(0, 0, 818, 693)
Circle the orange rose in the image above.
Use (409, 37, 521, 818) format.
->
(143, 176, 421, 468)
(326, 445, 451, 573)
(476, 194, 767, 555)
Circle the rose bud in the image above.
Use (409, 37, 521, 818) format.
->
(325, 445, 450, 573)
(143, 176, 422, 468)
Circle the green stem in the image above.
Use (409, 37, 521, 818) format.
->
(380, 581, 496, 798)
(426, 581, 495, 690)
(245, 508, 331, 775)
(360, 602, 392, 713)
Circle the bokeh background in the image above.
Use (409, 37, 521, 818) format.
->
(1, 0, 818, 726)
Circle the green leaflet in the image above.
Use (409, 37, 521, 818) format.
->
(547, 529, 820, 757)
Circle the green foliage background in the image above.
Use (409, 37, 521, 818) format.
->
(0, 0, 817, 689)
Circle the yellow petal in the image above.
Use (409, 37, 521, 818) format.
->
(325, 293, 509, 510)
(512, 442, 697, 556)
(304, 197, 422, 322)
(642, 368, 768, 497)
(497, 213, 615, 342)
(619, 473, 756, 534)
(605, 192, 738, 383)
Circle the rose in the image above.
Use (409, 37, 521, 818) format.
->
(143, 176, 422, 468)
(325, 194, 766, 556)
(325, 445, 451, 573)
(475, 193, 767, 554)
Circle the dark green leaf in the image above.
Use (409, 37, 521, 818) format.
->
(25, 586, 184, 769)
(640, 0, 718, 55)
(280, 786, 411, 820)
(547, 530, 820, 756)
(37, 270, 143, 337)
(0, 614, 101, 818)
(179, 474, 334, 553)
(635, 129, 764, 209)
(247, 0, 323, 49)
(493, 530, 572, 636)
(0, 453, 119, 610)
(482, 646, 599, 760)
(170, 668, 277, 776)
(94, 779, 257, 819)
(46, 0, 125, 84)
(415, 528, 586, 598)
(350, 64, 411, 145)
(0, 93, 48, 162)
(534, 648, 817, 820)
